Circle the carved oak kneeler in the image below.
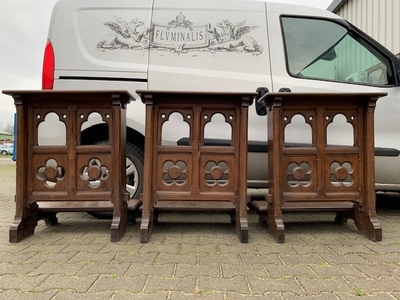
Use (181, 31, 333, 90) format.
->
(3, 90, 133, 243)
(137, 90, 254, 243)
(255, 92, 385, 243)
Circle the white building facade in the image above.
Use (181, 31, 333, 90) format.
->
(328, 0, 400, 58)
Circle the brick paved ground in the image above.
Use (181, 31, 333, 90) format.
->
(1, 157, 400, 299)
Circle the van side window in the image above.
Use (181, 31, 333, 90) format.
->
(281, 17, 394, 86)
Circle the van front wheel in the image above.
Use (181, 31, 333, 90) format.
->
(88, 142, 144, 219)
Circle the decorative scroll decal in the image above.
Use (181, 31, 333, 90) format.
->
(97, 14, 263, 55)
(151, 13, 209, 51)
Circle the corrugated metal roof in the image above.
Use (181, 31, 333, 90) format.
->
(327, 0, 348, 13)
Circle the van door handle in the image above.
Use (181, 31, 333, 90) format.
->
(255, 87, 269, 116)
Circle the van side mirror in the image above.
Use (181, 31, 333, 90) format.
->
(255, 87, 269, 116)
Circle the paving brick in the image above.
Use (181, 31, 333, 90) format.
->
(241, 254, 281, 267)
(219, 244, 259, 255)
(281, 292, 340, 300)
(280, 253, 327, 265)
(112, 252, 158, 264)
(23, 252, 78, 264)
(322, 254, 372, 266)
(290, 245, 337, 255)
(97, 243, 142, 254)
(226, 292, 282, 299)
(35, 274, 99, 292)
(0, 290, 57, 300)
(89, 274, 147, 293)
(327, 244, 378, 255)
(0, 274, 48, 291)
(265, 265, 316, 278)
(112, 291, 169, 300)
(126, 263, 175, 277)
(360, 253, 400, 265)
(253, 243, 298, 255)
(68, 252, 115, 264)
(198, 236, 237, 246)
(364, 243, 400, 254)
(53, 290, 114, 300)
(296, 277, 355, 294)
(352, 263, 399, 278)
(310, 264, 367, 278)
(77, 262, 131, 276)
(222, 265, 269, 278)
(155, 253, 197, 265)
(139, 242, 180, 254)
(58, 243, 105, 253)
(170, 291, 225, 299)
(248, 277, 303, 294)
(1, 252, 41, 263)
(344, 276, 400, 294)
(175, 264, 221, 277)
(198, 277, 250, 294)
(199, 254, 241, 266)
(145, 276, 196, 293)
(0, 262, 41, 275)
(29, 261, 85, 276)
(335, 291, 396, 299)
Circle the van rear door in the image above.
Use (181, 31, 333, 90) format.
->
(49, 0, 153, 90)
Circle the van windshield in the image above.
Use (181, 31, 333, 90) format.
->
(281, 17, 394, 86)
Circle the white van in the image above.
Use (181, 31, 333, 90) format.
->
(43, 0, 400, 200)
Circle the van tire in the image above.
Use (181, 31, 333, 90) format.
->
(125, 143, 144, 200)
(88, 142, 144, 219)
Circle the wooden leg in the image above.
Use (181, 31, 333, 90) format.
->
(111, 199, 128, 242)
(236, 211, 249, 243)
(230, 212, 236, 225)
(9, 202, 39, 243)
(258, 212, 268, 227)
(154, 210, 160, 224)
(353, 202, 382, 242)
(140, 209, 154, 243)
(334, 209, 353, 225)
(267, 201, 285, 243)
(41, 212, 59, 227)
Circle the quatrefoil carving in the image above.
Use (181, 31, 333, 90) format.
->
(37, 158, 65, 188)
(330, 161, 353, 187)
(162, 160, 187, 186)
(205, 161, 229, 186)
(287, 162, 311, 187)
(80, 158, 109, 188)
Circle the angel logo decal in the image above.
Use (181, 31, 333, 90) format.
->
(97, 17, 150, 50)
(97, 14, 263, 55)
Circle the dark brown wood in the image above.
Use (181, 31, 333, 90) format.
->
(137, 90, 255, 243)
(256, 92, 386, 243)
(2, 90, 134, 242)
